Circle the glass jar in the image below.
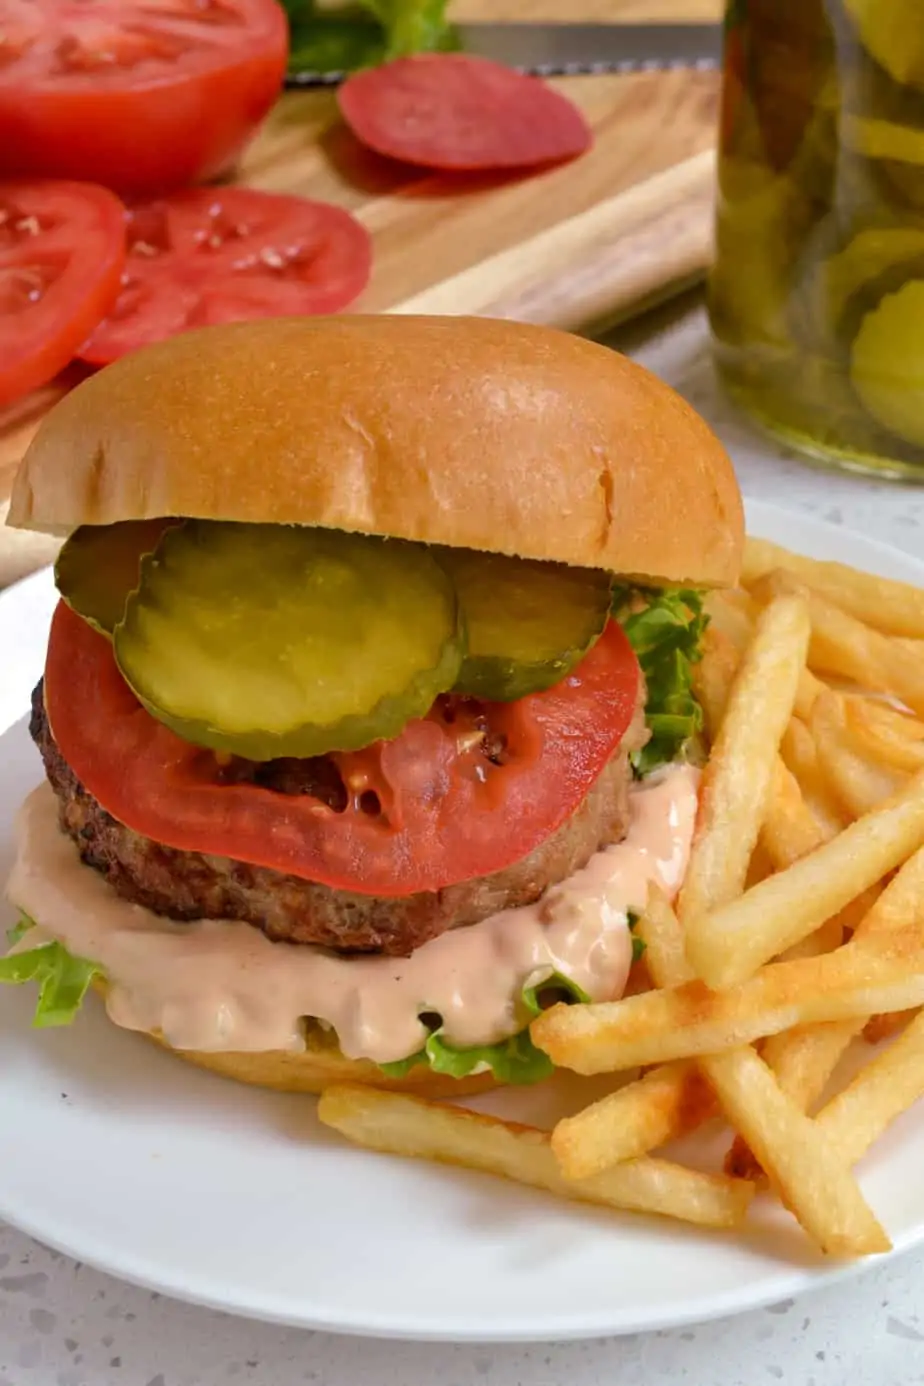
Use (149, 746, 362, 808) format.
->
(708, 0, 924, 480)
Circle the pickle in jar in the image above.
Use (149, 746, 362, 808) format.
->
(437, 548, 612, 702)
(114, 521, 464, 760)
(850, 279, 924, 447)
(55, 518, 180, 635)
(843, 0, 924, 90)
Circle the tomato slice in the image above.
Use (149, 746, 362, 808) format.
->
(44, 601, 640, 897)
(0, 179, 125, 408)
(0, 0, 288, 198)
(78, 188, 373, 365)
(338, 54, 593, 172)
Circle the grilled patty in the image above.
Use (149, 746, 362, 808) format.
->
(31, 678, 647, 957)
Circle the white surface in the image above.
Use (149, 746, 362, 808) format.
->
(2, 303, 924, 1382)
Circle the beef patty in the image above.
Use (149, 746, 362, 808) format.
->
(31, 677, 648, 957)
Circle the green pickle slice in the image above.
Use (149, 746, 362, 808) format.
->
(55, 518, 179, 635)
(438, 548, 612, 701)
(850, 279, 924, 448)
(843, 0, 924, 90)
(114, 522, 464, 760)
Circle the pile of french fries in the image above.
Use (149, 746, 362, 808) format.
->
(319, 537, 924, 1260)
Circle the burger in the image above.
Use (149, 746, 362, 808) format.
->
(1, 315, 743, 1098)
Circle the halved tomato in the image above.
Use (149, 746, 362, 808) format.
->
(44, 601, 641, 897)
(0, 0, 288, 197)
(79, 188, 373, 364)
(0, 179, 125, 408)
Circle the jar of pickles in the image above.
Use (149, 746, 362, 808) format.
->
(709, 0, 924, 479)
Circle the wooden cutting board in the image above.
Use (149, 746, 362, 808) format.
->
(0, 0, 722, 585)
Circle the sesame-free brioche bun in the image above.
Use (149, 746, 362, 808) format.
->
(8, 315, 744, 587)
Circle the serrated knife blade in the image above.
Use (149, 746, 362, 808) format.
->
(284, 22, 724, 88)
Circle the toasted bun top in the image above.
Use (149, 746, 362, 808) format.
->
(8, 315, 743, 585)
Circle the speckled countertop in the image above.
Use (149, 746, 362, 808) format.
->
(2, 300, 924, 1386)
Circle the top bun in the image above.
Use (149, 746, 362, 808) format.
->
(7, 315, 743, 586)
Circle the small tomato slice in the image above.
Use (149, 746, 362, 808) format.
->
(45, 601, 640, 897)
(338, 54, 592, 171)
(0, 179, 125, 408)
(79, 188, 373, 365)
(0, 0, 288, 198)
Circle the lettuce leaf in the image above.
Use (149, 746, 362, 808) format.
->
(281, 0, 455, 75)
(378, 972, 590, 1085)
(0, 916, 101, 1028)
(613, 586, 708, 776)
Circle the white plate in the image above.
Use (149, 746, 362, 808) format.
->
(1, 500, 923, 1343)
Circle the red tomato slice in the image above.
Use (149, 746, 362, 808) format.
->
(45, 601, 640, 897)
(78, 188, 373, 365)
(338, 54, 592, 172)
(0, 0, 288, 198)
(0, 179, 125, 408)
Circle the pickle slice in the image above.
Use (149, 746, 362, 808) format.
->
(851, 280, 924, 447)
(114, 522, 463, 760)
(55, 518, 179, 635)
(438, 548, 612, 701)
(843, 0, 924, 90)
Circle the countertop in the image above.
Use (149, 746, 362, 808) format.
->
(3, 299, 924, 1386)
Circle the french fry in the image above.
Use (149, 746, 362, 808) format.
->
(703, 590, 755, 652)
(532, 924, 924, 1074)
(742, 537, 924, 639)
(692, 625, 740, 740)
(682, 770, 924, 989)
(761, 758, 829, 871)
(816, 1010, 924, 1169)
(550, 1062, 716, 1181)
(679, 594, 811, 928)
(780, 715, 848, 837)
(844, 697, 924, 743)
(317, 1085, 754, 1230)
(843, 699, 924, 775)
(703, 1047, 889, 1256)
(863, 1010, 919, 1046)
(811, 691, 909, 819)
(638, 891, 889, 1257)
(752, 569, 924, 717)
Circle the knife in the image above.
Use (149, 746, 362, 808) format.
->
(284, 22, 724, 88)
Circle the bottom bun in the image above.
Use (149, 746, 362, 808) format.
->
(91, 982, 498, 1098)
(148, 1031, 499, 1098)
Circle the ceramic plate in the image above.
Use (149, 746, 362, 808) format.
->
(0, 501, 921, 1342)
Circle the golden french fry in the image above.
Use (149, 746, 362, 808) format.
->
(743, 537, 924, 639)
(816, 1009, 924, 1169)
(863, 1010, 919, 1045)
(683, 770, 924, 989)
(843, 700, 924, 774)
(679, 594, 811, 927)
(317, 1085, 754, 1231)
(638, 892, 889, 1257)
(550, 1062, 716, 1181)
(725, 914, 847, 1181)
(533, 924, 924, 1074)
(780, 715, 848, 837)
(703, 590, 755, 652)
(753, 569, 924, 717)
(691, 625, 741, 740)
(704, 1047, 889, 1256)
(844, 696, 924, 742)
(811, 691, 909, 819)
(761, 758, 829, 871)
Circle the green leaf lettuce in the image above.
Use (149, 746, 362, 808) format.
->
(281, 0, 455, 75)
(0, 916, 101, 1028)
(613, 586, 708, 776)
(378, 972, 590, 1085)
